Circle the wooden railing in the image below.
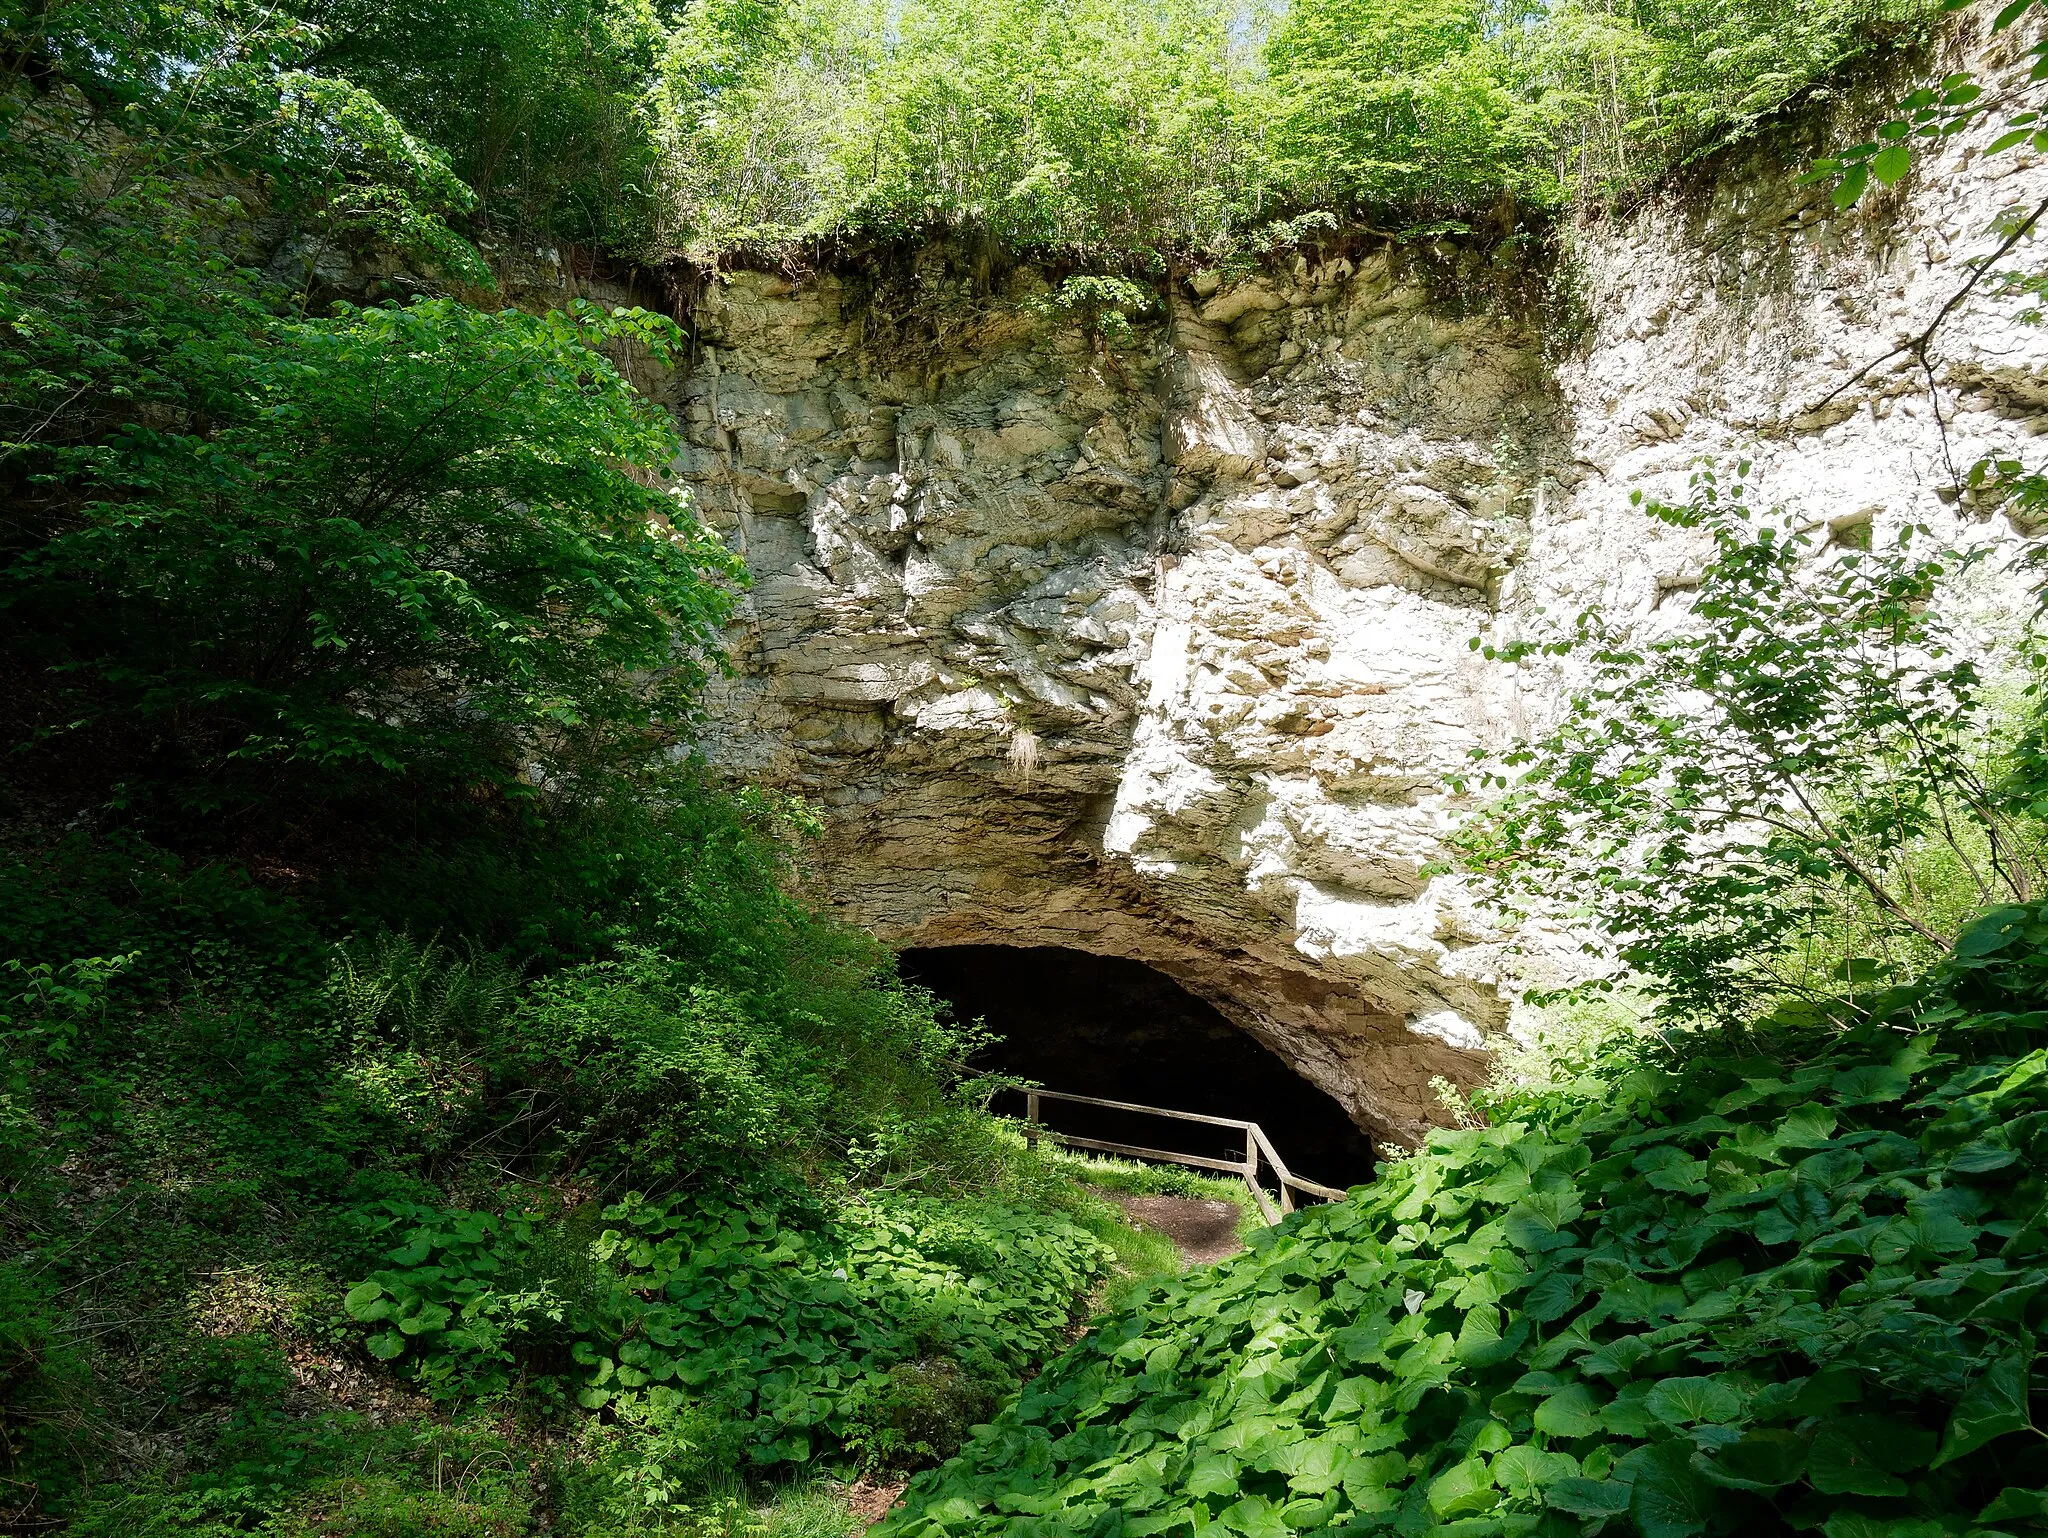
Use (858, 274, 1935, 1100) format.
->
(1013, 1087, 1350, 1226)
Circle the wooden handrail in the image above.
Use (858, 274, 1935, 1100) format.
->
(1010, 1086, 1353, 1226)
(1047, 1135, 1253, 1175)
(1249, 1121, 1348, 1204)
(1023, 1087, 1258, 1131)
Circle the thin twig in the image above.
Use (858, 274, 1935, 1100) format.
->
(1802, 194, 2048, 421)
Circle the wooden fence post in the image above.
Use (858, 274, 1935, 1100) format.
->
(1005, 1086, 1340, 1225)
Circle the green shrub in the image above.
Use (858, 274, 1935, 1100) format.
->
(1455, 467, 2047, 1028)
(6, 298, 742, 821)
(640, 0, 1946, 266)
(343, 1188, 1107, 1468)
(882, 904, 2048, 1538)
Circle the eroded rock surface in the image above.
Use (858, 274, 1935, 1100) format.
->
(667, 38, 2048, 1144)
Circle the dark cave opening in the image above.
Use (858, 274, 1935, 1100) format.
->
(899, 945, 1376, 1193)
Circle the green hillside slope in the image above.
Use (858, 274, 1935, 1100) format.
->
(884, 908, 2048, 1538)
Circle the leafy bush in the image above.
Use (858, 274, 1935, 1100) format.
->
(883, 905, 2048, 1538)
(640, 0, 1946, 266)
(7, 298, 742, 817)
(1455, 465, 2045, 1027)
(342, 1188, 1106, 1468)
(484, 939, 997, 1189)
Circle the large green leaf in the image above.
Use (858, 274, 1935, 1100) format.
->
(1520, 1270, 1578, 1323)
(1869, 142, 1911, 185)
(343, 1281, 393, 1322)
(1809, 1433, 1903, 1497)
(1693, 1429, 1807, 1491)
(1186, 1453, 1239, 1498)
(1544, 1478, 1632, 1519)
(1933, 1352, 2035, 1468)
(1504, 1191, 1582, 1251)
(1628, 1444, 1716, 1538)
(1947, 1137, 2018, 1174)
(1272, 1437, 1347, 1495)
(396, 1301, 452, 1335)
(1822, 1514, 1948, 1538)
(1491, 1445, 1579, 1502)
(1426, 1457, 1495, 1518)
(1955, 908, 2033, 959)
(1534, 1385, 1602, 1438)
(1979, 1488, 2048, 1523)
(1830, 1065, 1909, 1105)
(1644, 1376, 1742, 1427)
(365, 1329, 407, 1361)
(1810, 1416, 1937, 1496)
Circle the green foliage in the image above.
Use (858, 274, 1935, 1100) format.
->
(0, 0, 484, 484)
(4, 0, 1955, 279)
(641, 0, 1946, 266)
(760, 1486, 863, 1538)
(1048, 1149, 1263, 1211)
(1260, 0, 1562, 216)
(1453, 463, 2045, 1026)
(1805, 69, 1988, 206)
(882, 905, 2048, 1538)
(486, 940, 991, 1188)
(1487, 990, 1660, 1096)
(342, 1189, 1105, 1469)
(7, 297, 742, 813)
(301, 0, 666, 246)
(59, 1408, 547, 1537)
(1022, 277, 1156, 351)
(1805, 0, 2048, 210)
(335, 931, 521, 1050)
(3, 0, 744, 834)
(6, 0, 1952, 280)
(0, 0, 1146, 1528)
(0, 819, 1135, 1525)
(649, 0, 1255, 264)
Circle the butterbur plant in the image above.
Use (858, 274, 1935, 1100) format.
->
(1451, 463, 2046, 1027)
(343, 1190, 1105, 1467)
(881, 903, 2048, 1538)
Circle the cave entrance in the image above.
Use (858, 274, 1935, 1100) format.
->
(899, 945, 1375, 1192)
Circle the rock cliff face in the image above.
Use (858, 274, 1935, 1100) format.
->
(670, 38, 2048, 1145)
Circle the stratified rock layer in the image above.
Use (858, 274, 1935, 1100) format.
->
(669, 40, 2048, 1144)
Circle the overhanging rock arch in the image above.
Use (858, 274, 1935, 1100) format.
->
(707, 714, 1502, 1145)
(899, 943, 1379, 1189)
(674, 125, 2047, 1144)
(682, 258, 1535, 1147)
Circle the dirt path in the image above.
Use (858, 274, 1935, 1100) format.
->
(1112, 1194, 1246, 1266)
(837, 1197, 1244, 1531)
(841, 1477, 908, 1528)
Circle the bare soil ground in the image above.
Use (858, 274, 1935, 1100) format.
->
(1111, 1195, 1246, 1266)
(840, 1477, 909, 1527)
